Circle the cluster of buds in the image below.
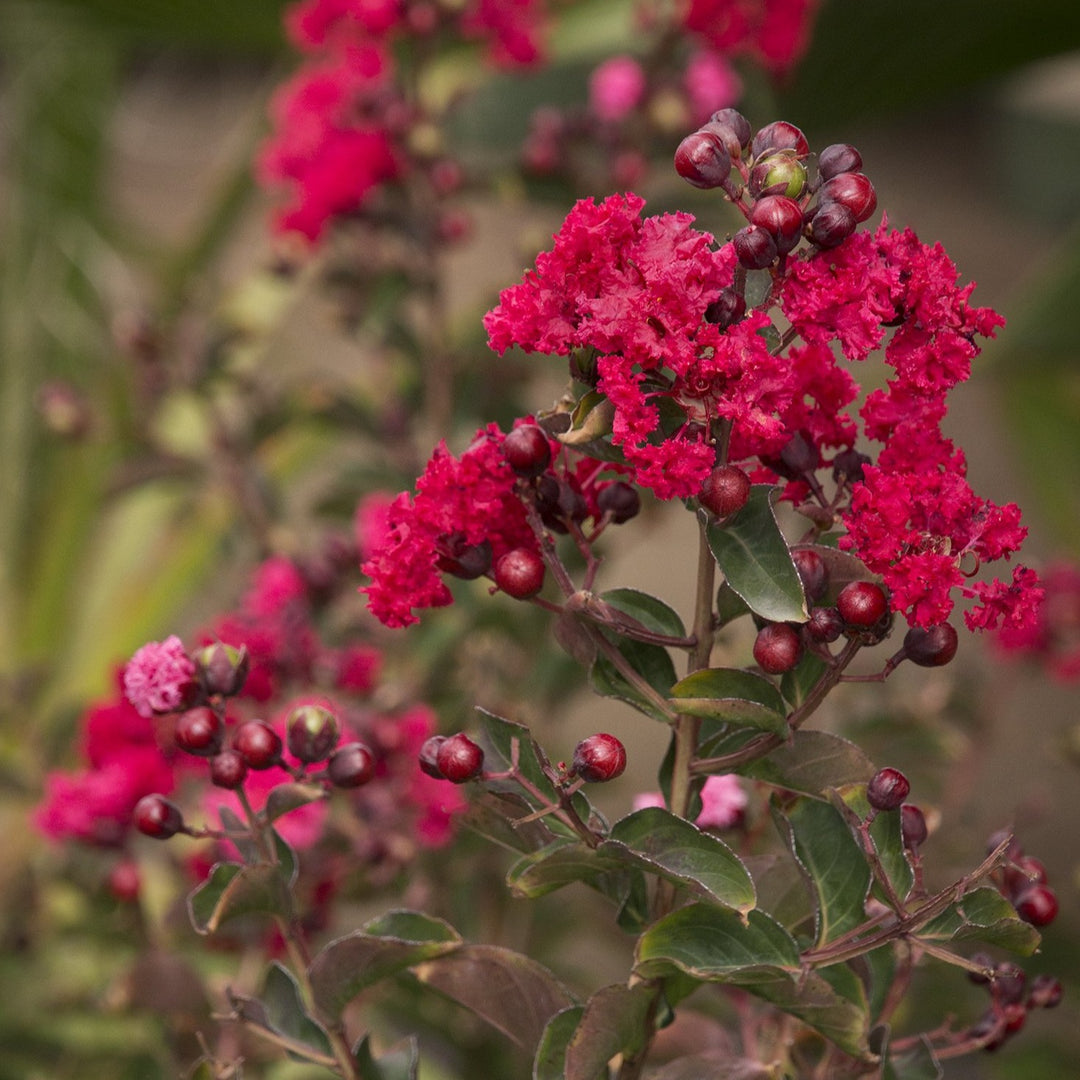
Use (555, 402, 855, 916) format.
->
(987, 831, 1060, 928)
(966, 958, 1063, 1051)
(675, 111, 877, 266)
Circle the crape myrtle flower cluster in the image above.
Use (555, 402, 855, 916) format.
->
(36, 552, 465, 891)
(994, 560, 1080, 680)
(259, 0, 547, 242)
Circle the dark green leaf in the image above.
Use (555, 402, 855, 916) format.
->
(599, 588, 686, 639)
(635, 903, 800, 983)
(534, 1006, 585, 1080)
(414, 944, 576, 1051)
(744, 854, 813, 936)
(590, 638, 676, 722)
(739, 730, 876, 798)
(776, 797, 871, 946)
(354, 1034, 419, 1080)
(308, 911, 462, 1023)
(858, 944, 898, 1026)
(715, 581, 751, 626)
(186, 862, 292, 935)
(750, 969, 872, 1061)
(918, 887, 1040, 954)
(260, 961, 332, 1059)
(600, 807, 756, 913)
(564, 984, 654, 1080)
(705, 488, 808, 624)
(507, 841, 644, 913)
(668, 668, 787, 734)
(464, 789, 564, 854)
(264, 782, 327, 823)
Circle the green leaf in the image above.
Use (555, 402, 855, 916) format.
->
(738, 731, 876, 798)
(705, 487, 808, 624)
(464, 789, 565, 854)
(776, 797, 871, 946)
(600, 807, 756, 913)
(750, 969, 872, 1061)
(414, 944, 576, 1051)
(507, 840, 644, 910)
(186, 861, 292, 936)
(259, 961, 332, 1059)
(564, 984, 654, 1080)
(599, 588, 686, 639)
(534, 1006, 585, 1080)
(841, 788, 915, 904)
(264, 782, 327, 823)
(590, 638, 676, 722)
(354, 1034, 420, 1080)
(780, 651, 828, 709)
(715, 581, 751, 627)
(918, 887, 1041, 954)
(307, 911, 462, 1023)
(635, 903, 800, 983)
(860, 943, 898, 1025)
(668, 667, 788, 735)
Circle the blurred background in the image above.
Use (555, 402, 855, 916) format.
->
(2, 1, 1080, 1076)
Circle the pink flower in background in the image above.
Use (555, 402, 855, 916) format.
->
(684, 49, 742, 124)
(695, 774, 747, 830)
(123, 636, 197, 718)
(589, 55, 647, 123)
(995, 562, 1078, 678)
(632, 791, 666, 812)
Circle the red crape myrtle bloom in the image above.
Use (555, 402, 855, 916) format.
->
(994, 561, 1080, 679)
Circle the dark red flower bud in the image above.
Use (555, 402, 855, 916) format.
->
(674, 130, 732, 189)
(806, 606, 844, 643)
(733, 225, 777, 269)
(751, 121, 809, 160)
(418, 735, 447, 778)
(753, 623, 803, 674)
(494, 548, 545, 599)
(209, 749, 248, 790)
(287, 704, 340, 764)
(750, 195, 804, 253)
(174, 707, 225, 758)
(805, 200, 856, 249)
(992, 963, 1027, 1005)
(819, 172, 877, 222)
(108, 860, 141, 902)
(791, 548, 828, 603)
(195, 642, 250, 697)
(698, 465, 751, 518)
(436, 533, 493, 580)
(133, 794, 184, 840)
(1014, 884, 1058, 927)
(233, 719, 283, 771)
(707, 109, 751, 152)
(1028, 974, 1064, 1009)
(867, 767, 910, 812)
(704, 287, 746, 329)
(596, 481, 641, 524)
(1004, 855, 1048, 898)
(327, 741, 377, 788)
(817, 143, 863, 181)
(903, 623, 959, 667)
(901, 803, 928, 849)
(837, 581, 889, 628)
(572, 733, 627, 783)
(436, 733, 485, 783)
(503, 424, 552, 478)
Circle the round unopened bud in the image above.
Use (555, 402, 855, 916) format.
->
(707, 108, 751, 152)
(750, 195, 804, 253)
(436, 534, 493, 580)
(753, 623, 803, 674)
(791, 548, 828, 603)
(805, 201, 857, 249)
(503, 424, 552, 478)
(902, 623, 959, 667)
(596, 481, 641, 524)
(733, 224, 777, 269)
(698, 465, 751, 518)
(233, 719, 283, 771)
(867, 767, 910, 812)
(806, 606, 844, 643)
(436, 733, 485, 783)
(817, 143, 863, 181)
(751, 120, 809, 160)
(175, 707, 225, 758)
(901, 803, 928, 849)
(572, 733, 627, 783)
(287, 704, 340, 764)
(1014, 885, 1059, 927)
(133, 794, 184, 840)
(418, 735, 447, 778)
(837, 581, 889, 628)
(327, 741, 377, 788)
(494, 548, 545, 599)
(674, 130, 731, 189)
(748, 151, 807, 200)
(195, 642, 249, 697)
(819, 172, 877, 222)
(992, 962, 1027, 1005)
(704, 287, 746, 329)
(209, 749, 248, 790)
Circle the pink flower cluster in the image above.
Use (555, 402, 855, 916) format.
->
(36, 554, 464, 864)
(481, 192, 1038, 633)
(682, 0, 820, 79)
(994, 562, 1080, 680)
(259, 0, 548, 241)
